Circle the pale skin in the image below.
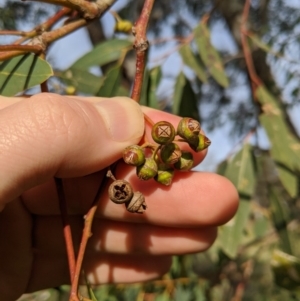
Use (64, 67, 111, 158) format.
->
(0, 93, 239, 301)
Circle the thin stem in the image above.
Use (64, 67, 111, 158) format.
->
(0, 30, 27, 36)
(240, 0, 262, 88)
(69, 171, 109, 301)
(144, 113, 155, 127)
(0, 44, 43, 53)
(131, 0, 155, 102)
(54, 178, 76, 282)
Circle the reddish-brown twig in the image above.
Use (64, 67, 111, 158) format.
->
(13, 7, 72, 45)
(131, 0, 155, 102)
(54, 178, 76, 282)
(69, 171, 109, 301)
(240, 0, 262, 89)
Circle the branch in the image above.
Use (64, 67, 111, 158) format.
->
(28, 0, 116, 19)
(13, 7, 72, 45)
(54, 178, 76, 283)
(240, 0, 262, 88)
(130, 0, 155, 103)
(69, 171, 109, 301)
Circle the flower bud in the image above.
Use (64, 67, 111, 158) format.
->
(123, 145, 145, 166)
(126, 191, 147, 213)
(151, 121, 176, 145)
(188, 134, 211, 152)
(108, 180, 133, 204)
(174, 151, 194, 171)
(136, 158, 158, 180)
(154, 163, 175, 186)
(177, 118, 201, 141)
(160, 143, 182, 165)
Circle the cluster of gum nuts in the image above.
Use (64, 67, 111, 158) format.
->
(108, 117, 211, 214)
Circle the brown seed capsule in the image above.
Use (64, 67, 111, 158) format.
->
(126, 191, 147, 213)
(151, 121, 176, 145)
(160, 143, 182, 165)
(108, 180, 133, 204)
(123, 145, 145, 166)
(174, 151, 194, 171)
(177, 118, 201, 141)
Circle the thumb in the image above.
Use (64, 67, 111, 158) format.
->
(0, 93, 144, 206)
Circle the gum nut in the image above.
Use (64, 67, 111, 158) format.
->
(174, 151, 194, 171)
(151, 121, 176, 144)
(154, 163, 175, 186)
(189, 134, 211, 152)
(123, 145, 145, 166)
(160, 143, 182, 164)
(136, 158, 158, 180)
(177, 118, 201, 140)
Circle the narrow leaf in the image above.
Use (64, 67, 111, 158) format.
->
(225, 143, 255, 196)
(194, 23, 229, 87)
(179, 44, 207, 83)
(147, 66, 162, 109)
(140, 68, 149, 106)
(269, 186, 293, 254)
(0, 54, 53, 96)
(72, 39, 132, 69)
(97, 64, 121, 97)
(257, 86, 300, 197)
(56, 68, 104, 95)
(172, 72, 186, 115)
(219, 143, 255, 258)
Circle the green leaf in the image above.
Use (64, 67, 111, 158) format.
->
(56, 68, 104, 95)
(225, 143, 255, 196)
(194, 22, 229, 87)
(257, 86, 300, 197)
(84, 275, 98, 301)
(219, 197, 251, 258)
(269, 186, 293, 254)
(172, 72, 186, 115)
(179, 44, 207, 83)
(219, 143, 255, 258)
(72, 39, 132, 69)
(0, 53, 53, 96)
(97, 64, 121, 97)
(140, 68, 150, 106)
(172, 72, 200, 119)
(147, 66, 162, 109)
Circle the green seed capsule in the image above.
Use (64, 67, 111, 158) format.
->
(154, 163, 175, 186)
(136, 158, 158, 180)
(123, 145, 145, 166)
(151, 121, 176, 145)
(188, 134, 211, 152)
(160, 143, 182, 165)
(177, 118, 201, 141)
(174, 151, 194, 171)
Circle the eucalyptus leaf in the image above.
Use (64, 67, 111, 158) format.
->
(140, 68, 150, 106)
(179, 44, 207, 83)
(219, 143, 255, 258)
(194, 22, 229, 87)
(97, 64, 121, 97)
(172, 72, 185, 115)
(269, 186, 293, 254)
(257, 86, 300, 197)
(147, 66, 162, 109)
(57, 68, 104, 95)
(0, 53, 53, 96)
(178, 76, 200, 121)
(72, 39, 132, 70)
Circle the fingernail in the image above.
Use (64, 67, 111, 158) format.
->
(94, 97, 144, 142)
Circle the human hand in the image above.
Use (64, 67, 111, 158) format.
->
(0, 93, 238, 301)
